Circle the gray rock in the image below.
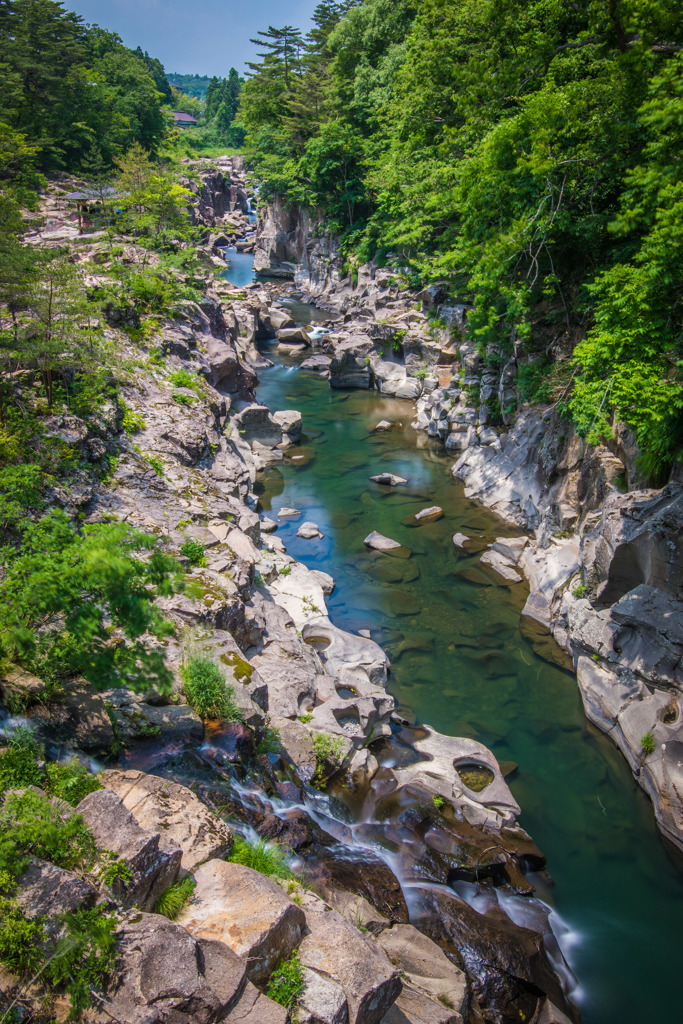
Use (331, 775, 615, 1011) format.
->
(452, 533, 470, 549)
(15, 858, 99, 922)
(277, 326, 310, 345)
(414, 506, 443, 523)
(273, 409, 303, 439)
(77, 789, 181, 909)
(261, 516, 279, 533)
(374, 420, 393, 431)
(369, 473, 408, 487)
(298, 967, 349, 1024)
(480, 550, 523, 584)
(177, 859, 306, 985)
(364, 531, 402, 552)
(104, 913, 247, 1022)
(234, 405, 283, 449)
(99, 770, 234, 873)
(298, 893, 402, 1024)
(297, 521, 324, 539)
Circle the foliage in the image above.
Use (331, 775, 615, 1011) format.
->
(640, 731, 656, 757)
(180, 538, 207, 568)
(48, 907, 117, 1020)
(0, 789, 96, 882)
(0, 3, 170, 171)
(432, 795, 444, 811)
(168, 367, 201, 391)
(228, 835, 294, 880)
(153, 875, 196, 919)
(0, 510, 181, 692)
(0, 726, 43, 794)
(243, 0, 683, 474)
(44, 757, 101, 807)
(181, 654, 242, 721)
(121, 402, 146, 435)
(256, 725, 281, 755)
(312, 731, 345, 784)
(0, 896, 44, 975)
(97, 850, 133, 889)
(266, 952, 304, 1009)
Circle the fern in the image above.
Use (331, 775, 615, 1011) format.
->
(153, 875, 196, 919)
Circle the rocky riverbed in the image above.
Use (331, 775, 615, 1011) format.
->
(252, 198, 683, 861)
(0, 159, 581, 1024)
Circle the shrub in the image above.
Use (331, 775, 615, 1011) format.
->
(153, 875, 196, 919)
(180, 538, 207, 568)
(312, 732, 345, 785)
(572, 582, 587, 599)
(266, 952, 304, 1009)
(171, 390, 196, 407)
(97, 850, 133, 889)
(228, 836, 293, 880)
(432, 795, 445, 811)
(0, 790, 97, 882)
(256, 726, 281, 755)
(0, 727, 43, 794)
(181, 654, 242, 721)
(47, 907, 116, 1020)
(45, 758, 102, 806)
(120, 403, 146, 435)
(640, 731, 656, 757)
(168, 368, 200, 391)
(0, 897, 45, 975)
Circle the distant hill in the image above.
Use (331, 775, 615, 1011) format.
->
(167, 73, 212, 99)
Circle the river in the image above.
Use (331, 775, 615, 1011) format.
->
(226, 266, 683, 1024)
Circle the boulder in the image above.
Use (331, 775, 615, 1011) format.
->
(268, 307, 296, 331)
(329, 337, 374, 389)
(99, 769, 234, 873)
(374, 421, 393, 431)
(452, 533, 470, 549)
(77, 789, 181, 909)
(103, 913, 248, 1023)
(176, 859, 306, 985)
(225, 981, 289, 1023)
(234, 405, 283, 449)
(298, 521, 324, 539)
(480, 550, 523, 584)
(273, 409, 303, 439)
(301, 353, 332, 372)
(370, 474, 408, 487)
(376, 924, 466, 1017)
(364, 531, 402, 553)
(298, 967, 349, 1024)
(277, 326, 310, 346)
(298, 893, 402, 1024)
(15, 858, 99, 922)
(414, 506, 443, 523)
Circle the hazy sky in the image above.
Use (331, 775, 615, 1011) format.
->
(64, 0, 320, 76)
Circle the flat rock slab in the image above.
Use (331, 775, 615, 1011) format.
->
(369, 473, 408, 487)
(297, 521, 324, 539)
(100, 769, 234, 873)
(278, 506, 301, 517)
(364, 531, 402, 553)
(177, 859, 305, 985)
(301, 354, 332, 371)
(414, 506, 443, 523)
(480, 549, 523, 583)
(77, 789, 181, 910)
(298, 893, 401, 1024)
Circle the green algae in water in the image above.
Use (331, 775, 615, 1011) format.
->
(456, 762, 495, 792)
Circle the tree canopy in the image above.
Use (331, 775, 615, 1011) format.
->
(241, 0, 683, 475)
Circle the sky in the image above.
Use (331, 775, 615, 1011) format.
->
(64, 0, 320, 76)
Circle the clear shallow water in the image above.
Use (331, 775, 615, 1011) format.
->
(253, 345, 683, 1024)
(222, 249, 256, 288)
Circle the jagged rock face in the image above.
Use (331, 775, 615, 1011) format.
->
(581, 485, 683, 604)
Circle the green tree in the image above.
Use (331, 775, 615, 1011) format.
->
(0, 510, 181, 692)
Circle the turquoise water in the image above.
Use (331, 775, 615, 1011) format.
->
(222, 250, 256, 287)
(252, 346, 683, 1024)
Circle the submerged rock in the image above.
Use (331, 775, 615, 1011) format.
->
(297, 521, 324, 539)
(369, 473, 408, 486)
(414, 505, 443, 523)
(364, 531, 402, 552)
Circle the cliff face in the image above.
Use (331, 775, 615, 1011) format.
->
(254, 198, 683, 854)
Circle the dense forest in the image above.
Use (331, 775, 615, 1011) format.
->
(242, 0, 683, 476)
